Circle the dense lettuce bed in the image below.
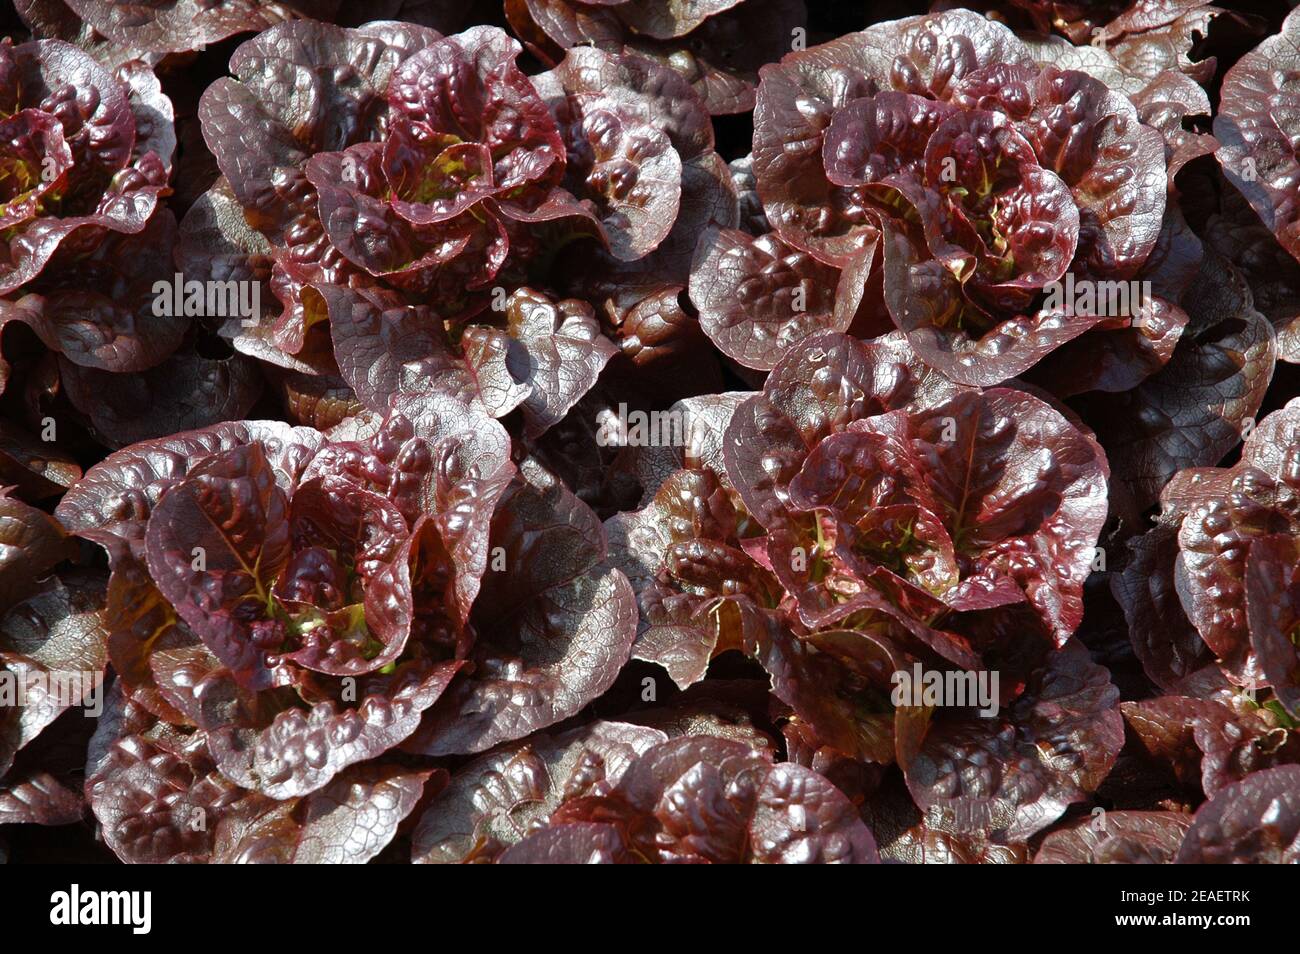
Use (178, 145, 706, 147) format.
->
(1, 0, 1299, 865)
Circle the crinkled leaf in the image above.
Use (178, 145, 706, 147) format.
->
(56, 419, 325, 564)
(64, 1, 341, 55)
(5, 212, 186, 373)
(86, 728, 247, 863)
(1112, 522, 1212, 689)
(408, 461, 637, 755)
(0, 488, 71, 611)
(0, 40, 169, 294)
(896, 640, 1122, 842)
(1175, 765, 1300, 863)
(1244, 535, 1300, 719)
(788, 388, 1108, 642)
(879, 220, 1104, 387)
(0, 769, 82, 827)
(205, 661, 461, 800)
(199, 21, 438, 244)
(606, 468, 775, 689)
(1081, 250, 1276, 528)
(506, 287, 618, 438)
(144, 442, 291, 689)
(723, 331, 965, 529)
(1166, 401, 1300, 685)
(497, 821, 635, 863)
(59, 345, 263, 450)
(752, 10, 1032, 263)
(576, 735, 880, 863)
(411, 720, 666, 863)
(213, 763, 431, 864)
(1033, 810, 1191, 863)
(320, 282, 529, 418)
(690, 228, 848, 371)
(1215, 8, 1300, 265)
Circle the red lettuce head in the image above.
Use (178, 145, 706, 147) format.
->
(1159, 399, 1300, 693)
(191, 21, 544, 342)
(0, 38, 172, 295)
(58, 394, 639, 847)
(504, 0, 806, 115)
(52, 400, 571, 863)
(605, 333, 1118, 841)
(0, 40, 270, 455)
(53, 1, 342, 57)
(749, 9, 1174, 386)
(1216, 7, 1300, 267)
(185, 22, 726, 428)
